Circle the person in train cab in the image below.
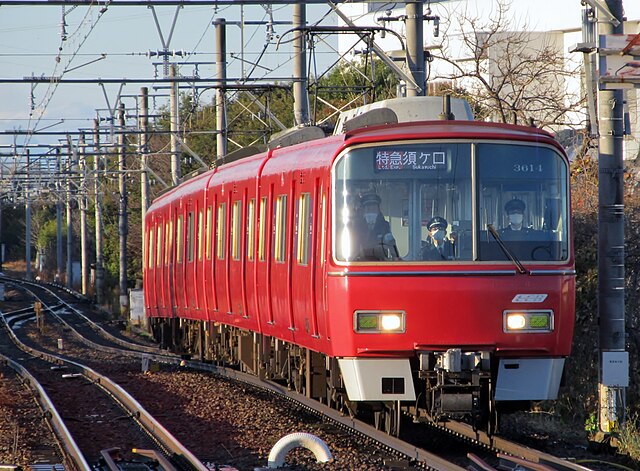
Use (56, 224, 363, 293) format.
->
(353, 192, 399, 261)
(500, 199, 534, 237)
(421, 216, 455, 261)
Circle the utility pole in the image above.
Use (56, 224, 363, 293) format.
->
(56, 148, 63, 283)
(597, 0, 627, 436)
(66, 140, 74, 288)
(170, 64, 180, 185)
(214, 18, 228, 161)
(93, 118, 104, 305)
(79, 133, 88, 295)
(405, 1, 425, 97)
(140, 87, 150, 270)
(25, 150, 32, 280)
(118, 103, 129, 316)
(292, 2, 309, 125)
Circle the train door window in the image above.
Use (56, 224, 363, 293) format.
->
(198, 209, 204, 261)
(206, 206, 213, 260)
(296, 193, 311, 265)
(176, 214, 184, 263)
(217, 203, 226, 260)
(187, 211, 195, 263)
(476, 142, 569, 262)
(231, 200, 242, 261)
(165, 220, 173, 266)
(258, 197, 267, 261)
(320, 191, 326, 266)
(156, 222, 163, 267)
(148, 227, 154, 269)
(247, 198, 256, 261)
(274, 195, 287, 263)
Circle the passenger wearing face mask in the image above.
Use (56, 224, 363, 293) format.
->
(499, 199, 534, 238)
(353, 192, 398, 260)
(421, 216, 455, 261)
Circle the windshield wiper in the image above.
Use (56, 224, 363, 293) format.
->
(487, 224, 527, 274)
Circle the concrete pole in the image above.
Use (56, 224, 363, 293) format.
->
(93, 119, 104, 305)
(56, 148, 63, 283)
(292, 3, 309, 125)
(118, 103, 129, 316)
(79, 133, 88, 295)
(170, 64, 180, 185)
(214, 18, 228, 161)
(405, 2, 426, 97)
(66, 140, 74, 288)
(597, 0, 626, 434)
(140, 87, 150, 269)
(25, 150, 31, 280)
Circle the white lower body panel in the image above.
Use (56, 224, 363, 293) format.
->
(338, 358, 416, 401)
(495, 358, 565, 401)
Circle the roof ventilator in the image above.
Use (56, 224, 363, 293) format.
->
(341, 107, 399, 133)
(267, 126, 325, 150)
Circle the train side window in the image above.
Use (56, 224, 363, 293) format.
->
(148, 227, 154, 269)
(176, 214, 184, 263)
(217, 203, 226, 260)
(198, 209, 204, 261)
(258, 197, 267, 261)
(296, 193, 311, 265)
(187, 211, 195, 263)
(156, 222, 163, 267)
(206, 206, 212, 260)
(274, 195, 287, 263)
(247, 198, 256, 261)
(231, 200, 242, 261)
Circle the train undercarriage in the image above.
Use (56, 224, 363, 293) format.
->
(149, 317, 505, 436)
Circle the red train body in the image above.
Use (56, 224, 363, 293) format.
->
(144, 99, 575, 432)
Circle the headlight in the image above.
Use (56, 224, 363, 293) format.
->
(503, 310, 553, 333)
(354, 310, 406, 333)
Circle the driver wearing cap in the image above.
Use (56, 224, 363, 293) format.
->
(421, 216, 455, 261)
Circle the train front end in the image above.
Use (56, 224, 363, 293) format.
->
(328, 122, 575, 429)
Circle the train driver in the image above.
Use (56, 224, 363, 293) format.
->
(500, 199, 534, 238)
(353, 192, 399, 261)
(421, 216, 455, 261)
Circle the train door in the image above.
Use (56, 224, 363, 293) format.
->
(204, 188, 216, 321)
(174, 201, 186, 318)
(214, 189, 230, 317)
(244, 192, 259, 330)
(144, 216, 155, 316)
(269, 177, 295, 343)
(256, 185, 274, 335)
(291, 176, 318, 343)
(184, 199, 198, 318)
(165, 203, 177, 318)
(314, 183, 329, 341)
(195, 203, 207, 318)
(228, 189, 248, 323)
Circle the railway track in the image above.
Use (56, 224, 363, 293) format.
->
(0, 276, 611, 470)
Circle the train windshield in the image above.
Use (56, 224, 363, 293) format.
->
(333, 141, 569, 263)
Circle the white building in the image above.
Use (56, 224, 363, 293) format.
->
(336, 1, 640, 160)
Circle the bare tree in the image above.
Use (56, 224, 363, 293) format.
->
(431, 0, 586, 131)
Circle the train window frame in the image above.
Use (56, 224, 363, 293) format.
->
(296, 192, 311, 265)
(148, 226, 155, 269)
(217, 203, 226, 260)
(258, 197, 267, 261)
(206, 206, 213, 260)
(198, 208, 204, 261)
(176, 214, 184, 264)
(274, 194, 287, 263)
(156, 222, 163, 268)
(247, 198, 256, 261)
(187, 211, 195, 263)
(231, 200, 242, 261)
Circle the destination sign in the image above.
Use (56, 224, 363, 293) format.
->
(375, 149, 447, 171)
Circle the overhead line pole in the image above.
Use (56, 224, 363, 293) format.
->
(169, 64, 180, 185)
(214, 18, 228, 161)
(117, 103, 129, 317)
(79, 133, 88, 295)
(293, 2, 309, 126)
(94, 118, 104, 305)
(140, 87, 150, 273)
(405, 1, 426, 97)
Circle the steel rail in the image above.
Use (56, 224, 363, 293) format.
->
(0, 349, 91, 471)
(0, 284, 207, 471)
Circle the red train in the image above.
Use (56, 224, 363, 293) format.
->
(143, 97, 575, 434)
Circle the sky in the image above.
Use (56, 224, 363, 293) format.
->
(0, 3, 339, 150)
